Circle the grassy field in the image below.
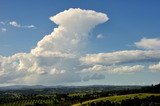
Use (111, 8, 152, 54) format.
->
(0, 99, 53, 106)
(72, 93, 160, 106)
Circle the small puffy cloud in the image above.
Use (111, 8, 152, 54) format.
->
(97, 34, 104, 39)
(0, 21, 5, 25)
(9, 21, 21, 27)
(9, 21, 36, 29)
(50, 68, 66, 75)
(82, 73, 105, 81)
(81, 64, 144, 74)
(1, 28, 7, 32)
(135, 38, 160, 50)
(80, 50, 160, 65)
(81, 65, 107, 73)
(149, 62, 160, 72)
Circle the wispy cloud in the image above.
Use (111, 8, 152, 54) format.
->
(0, 21, 5, 25)
(81, 64, 144, 74)
(0, 20, 36, 32)
(1, 28, 7, 32)
(96, 34, 104, 39)
(9, 21, 36, 29)
(23, 25, 36, 29)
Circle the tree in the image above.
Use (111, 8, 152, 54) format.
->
(91, 102, 96, 106)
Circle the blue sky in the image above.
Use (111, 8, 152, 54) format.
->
(0, 0, 160, 86)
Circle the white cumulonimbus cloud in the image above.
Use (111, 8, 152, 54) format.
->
(135, 38, 160, 50)
(31, 8, 108, 56)
(0, 8, 108, 84)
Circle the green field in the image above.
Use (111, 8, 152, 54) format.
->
(0, 99, 53, 106)
(72, 93, 160, 106)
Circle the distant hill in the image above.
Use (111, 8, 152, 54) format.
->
(0, 85, 47, 90)
(0, 84, 144, 92)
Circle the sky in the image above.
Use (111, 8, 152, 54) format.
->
(0, 0, 160, 86)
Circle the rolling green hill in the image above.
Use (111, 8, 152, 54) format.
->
(72, 93, 160, 106)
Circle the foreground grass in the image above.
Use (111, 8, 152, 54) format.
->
(72, 93, 160, 106)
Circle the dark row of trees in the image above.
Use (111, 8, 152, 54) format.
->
(90, 95, 160, 106)
(104, 83, 160, 96)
